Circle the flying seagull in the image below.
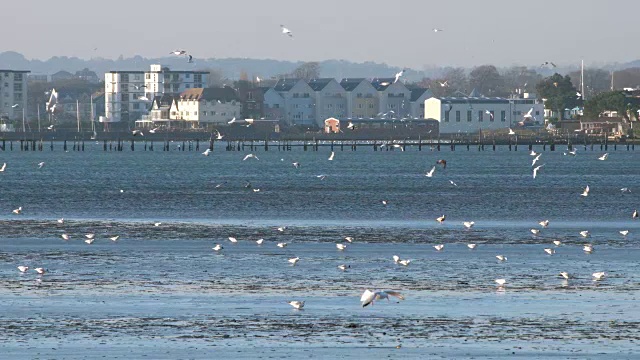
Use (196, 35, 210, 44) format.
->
(598, 153, 608, 161)
(540, 61, 557, 68)
(132, 130, 143, 136)
(328, 151, 335, 161)
(484, 110, 494, 121)
(288, 257, 300, 266)
(37, 162, 45, 169)
(243, 154, 259, 161)
(425, 166, 436, 178)
(360, 289, 405, 307)
(581, 185, 590, 197)
(433, 28, 443, 33)
(436, 159, 447, 169)
(532, 154, 542, 167)
(170, 50, 187, 56)
(532, 164, 544, 179)
(394, 69, 405, 83)
(280, 25, 293, 38)
(0, 163, 7, 172)
(463, 221, 475, 229)
(202, 149, 212, 156)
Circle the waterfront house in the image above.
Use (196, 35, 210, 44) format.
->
(262, 87, 285, 121)
(371, 78, 411, 119)
(175, 87, 241, 128)
(409, 88, 434, 119)
(274, 78, 315, 127)
(340, 78, 379, 120)
(308, 78, 347, 127)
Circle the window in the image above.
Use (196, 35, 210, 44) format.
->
(4, 82, 8, 87)
(444, 111, 450, 122)
(121, 93, 128, 101)
(186, 84, 190, 89)
(338, 104, 344, 109)
(303, 93, 310, 98)
(293, 93, 299, 98)
(202, 111, 207, 116)
(248, 92, 254, 101)
(294, 104, 299, 109)
(14, 73, 23, 81)
(212, 111, 217, 115)
(358, 104, 363, 109)
(274, 104, 280, 108)
(186, 74, 191, 79)
(357, 93, 363, 98)
(134, 75, 141, 80)
(133, 103, 140, 110)
(369, 103, 375, 108)
(327, 104, 333, 109)
(501, 110, 506, 122)
(194, 111, 197, 115)
(14, 93, 22, 101)
(535, 111, 540, 116)
(145, 74, 150, 80)
(455, 111, 461, 122)
(478, 110, 483, 122)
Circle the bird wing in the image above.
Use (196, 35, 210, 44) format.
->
(384, 291, 405, 300)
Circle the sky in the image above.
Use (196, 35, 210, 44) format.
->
(2, 0, 639, 70)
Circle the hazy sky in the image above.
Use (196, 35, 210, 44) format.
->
(3, 0, 639, 69)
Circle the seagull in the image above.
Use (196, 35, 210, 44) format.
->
(449, 180, 458, 186)
(57, 218, 64, 224)
(398, 259, 411, 266)
(288, 257, 300, 265)
(382, 200, 388, 206)
(347, 121, 355, 130)
(212, 244, 223, 251)
(133, 84, 146, 90)
(109, 235, 120, 242)
(85, 233, 95, 239)
(277, 242, 288, 248)
(344, 237, 354, 243)
(243, 154, 259, 161)
(438, 80, 449, 87)
(47, 125, 55, 130)
(425, 166, 436, 177)
(592, 272, 606, 281)
(336, 243, 347, 251)
(484, 110, 494, 121)
(61, 234, 70, 241)
(394, 69, 405, 83)
(18, 266, 29, 273)
(256, 239, 264, 245)
(564, 149, 577, 156)
(633, 209, 638, 219)
(277, 226, 287, 232)
(228, 237, 238, 243)
(433, 28, 443, 33)
(463, 221, 475, 229)
(288, 300, 304, 309)
(228, 117, 237, 124)
(436, 159, 447, 169)
(360, 289, 405, 307)
(530, 229, 540, 235)
(539, 220, 549, 228)
(154, 222, 162, 227)
(316, 174, 327, 180)
(621, 187, 631, 193)
(496, 255, 507, 262)
(553, 240, 562, 246)
(187, 54, 194, 63)
(583, 244, 594, 253)
(34, 268, 46, 275)
(202, 149, 212, 156)
(436, 215, 446, 223)
(544, 248, 555, 255)
(12, 207, 22, 215)
(508, 128, 516, 135)
(495, 279, 507, 287)
(467, 244, 477, 249)
(132, 130, 143, 136)
(292, 162, 300, 168)
(328, 151, 335, 161)
(532, 154, 542, 167)
(170, 50, 187, 56)
(434, 244, 444, 251)
(529, 150, 538, 156)
(84, 239, 95, 245)
(37, 162, 45, 169)
(392, 144, 404, 151)
(580, 231, 590, 238)
(214, 130, 223, 140)
(532, 164, 544, 179)
(280, 25, 293, 38)
(620, 230, 629, 236)
(338, 264, 350, 271)
(540, 61, 557, 68)
(581, 185, 590, 197)
(598, 153, 608, 161)
(559, 272, 570, 280)
(524, 108, 534, 120)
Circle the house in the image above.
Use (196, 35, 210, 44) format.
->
(174, 87, 241, 128)
(580, 117, 627, 137)
(274, 78, 315, 126)
(409, 88, 434, 119)
(75, 68, 100, 84)
(0, 69, 30, 121)
(262, 87, 285, 120)
(371, 78, 411, 119)
(51, 70, 74, 82)
(308, 78, 347, 127)
(324, 117, 340, 133)
(340, 78, 379, 120)
(235, 80, 264, 119)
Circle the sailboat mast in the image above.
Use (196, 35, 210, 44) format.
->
(77, 99, 80, 132)
(581, 60, 585, 100)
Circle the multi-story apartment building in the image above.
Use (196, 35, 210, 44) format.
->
(372, 78, 412, 119)
(409, 88, 434, 119)
(0, 69, 29, 120)
(105, 64, 208, 124)
(340, 78, 379, 119)
(273, 79, 316, 126)
(308, 78, 347, 126)
(172, 87, 241, 128)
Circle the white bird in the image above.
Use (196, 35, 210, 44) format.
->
(57, 218, 64, 224)
(553, 240, 562, 246)
(592, 272, 606, 281)
(228, 237, 238, 243)
(37, 162, 45, 169)
(524, 107, 534, 119)
(382, 200, 388, 206)
(559, 272, 570, 280)
(532, 154, 541, 167)
(154, 222, 162, 227)
(288, 257, 300, 265)
(34, 268, 45, 275)
(495, 279, 507, 287)
(214, 130, 223, 140)
(61, 233, 70, 241)
(433, 28, 443, 33)
(530, 229, 540, 235)
(132, 130, 144, 136)
(277, 242, 288, 248)
(581, 185, 590, 197)
(277, 226, 287, 232)
(85, 233, 95, 239)
(344, 237, 354, 243)
(280, 25, 293, 38)
(252, 188, 261, 192)
(620, 230, 629, 236)
(633, 209, 638, 219)
(0, 163, 6, 172)
(463, 221, 475, 229)
(328, 151, 335, 161)
(360, 289, 405, 307)
(109, 235, 120, 242)
(621, 187, 631, 193)
(398, 259, 411, 266)
(439, 80, 449, 87)
(436, 215, 446, 223)
(202, 149, 212, 156)
(336, 243, 347, 251)
(243, 154, 259, 161)
(532, 164, 544, 179)
(496, 255, 507, 262)
(228, 117, 237, 124)
(484, 110, 494, 121)
(467, 244, 477, 249)
(539, 220, 549, 228)
(425, 166, 436, 177)
(12, 206, 22, 215)
(598, 153, 608, 161)
(212, 244, 223, 251)
(256, 239, 264, 245)
(292, 162, 300, 168)
(544, 248, 555, 255)
(564, 149, 577, 156)
(530, 150, 538, 156)
(394, 69, 405, 83)
(449, 180, 458, 186)
(583, 244, 593, 253)
(287, 300, 304, 309)
(434, 244, 444, 251)
(170, 50, 187, 56)
(18, 266, 29, 273)
(508, 128, 516, 135)
(347, 121, 355, 130)
(84, 239, 94, 245)
(393, 255, 401, 264)
(580, 231, 590, 238)
(338, 264, 350, 271)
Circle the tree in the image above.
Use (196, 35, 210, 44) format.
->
(204, 69, 229, 87)
(290, 62, 320, 80)
(584, 91, 639, 121)
(501, 66, 543, 95)
(612, 67, 640, 89)
(536, 73, 579, 121)
(439, 67, 468, 96)
(567, 68, 610, 98)
(469, 65, 505, 97)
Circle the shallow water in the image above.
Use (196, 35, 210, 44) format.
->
(0, 144, 639, 358)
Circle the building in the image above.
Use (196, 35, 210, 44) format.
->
(425, 91, 544, 134)
(409, 88, 434, 119)
(105, 64, 209, 125)
(308, 78, 347, 127)
(75, 68, 100, 84)
(173, 87, 241, 128)
(340, 78, 379, 120)
(262, 87, 285, 120)
(580, 117, 627, 137)
(273, 79, 316, 126)
(372, 78, 411, 119)
(235, 80, 264, 119)
(51, 70, 74, 82)
(0, 69, 30, 121)
(28, 74, 49, 83)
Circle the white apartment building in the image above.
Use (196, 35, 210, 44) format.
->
(171, 87, 241, 128)
(424, 92, 545, 134)
(0, 69, 29, 120)
(105, 64, 208, 124)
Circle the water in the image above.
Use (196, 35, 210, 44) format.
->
(1, 144, 639, 359)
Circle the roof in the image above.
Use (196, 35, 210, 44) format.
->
(307, 78, 334, 91)
(436, 97, 510, 104)
(52, 70, 74, 77)
(469, 88, 482, 97)
(152, 94, 178, 108)
(0, 69, 30, 73)
(339, 78, 366, 91)
(371, 78, 396, 91)
(410, 88, 433, 102)
(259, 86, 272, 94)
(179, 87, 239, 102)
(273, 78, 300, 92)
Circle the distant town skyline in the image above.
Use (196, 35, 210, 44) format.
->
(3, 0, 640, 70)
